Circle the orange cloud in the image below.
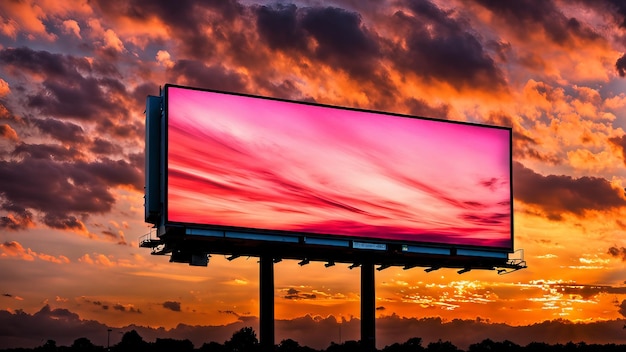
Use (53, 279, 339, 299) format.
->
(0, 241, 69, 264)
(0, 78, 9, 97)
(62, 19, 81, 39)
(0, 124, 18, 142)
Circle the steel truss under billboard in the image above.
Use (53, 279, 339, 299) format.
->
(143, 84, 525, 272)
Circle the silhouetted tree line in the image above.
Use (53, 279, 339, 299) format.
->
(1, 327, 625, 352)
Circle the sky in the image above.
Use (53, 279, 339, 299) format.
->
(1, 0, 626, 350)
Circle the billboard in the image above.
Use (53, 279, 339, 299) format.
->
(160, 85, 513, 251)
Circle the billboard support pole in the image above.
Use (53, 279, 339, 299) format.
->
(259, 255, 275, 352)
(361, 261, 375, 352)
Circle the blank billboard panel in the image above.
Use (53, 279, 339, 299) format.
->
(165, 85, 512, 250)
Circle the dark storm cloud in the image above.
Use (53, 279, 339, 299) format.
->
(472, 0, 600, 45)
(253, 3, 399, 107)
(130, 82, 159, 111)
(283, 288, 317, 300)
(90, 138, 123, 155)
(255, 4, 382, 80)
(162, 301, 182, 312)
(616, 54, 626, 77)
(619, 300, 626, 318)
(0, 203, 34, 231)
(575, 0, 626, 29)
(27, 77, 122, 120)
(0, 153, 142, 231)
(404, 97, 450, 119)
(609, 135, 626, 164)
(29, 118, 87, 144)
(93, 0, 242, 58)
(0, 47, 128, 123)
(608, 246, 626, 261)
(0, 47, 85, 80)
(392, 0, 507, 91)
(513, 162, 626, 220)
(42, 213, 86, 232)
(301, 7, 380, 78)
(168, 60, 248, 93)
(82, 158, 143, 190)
(13, 143, 83, 161)
(113, 304, 141, 314)
(256, 4, 304, 51)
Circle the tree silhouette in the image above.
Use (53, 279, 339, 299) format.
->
(383, 337, 425, 352)
(113, 330, 148, 352)
(36, 340, 57, 352)
(224, 327, 259, 352)
(425, 340, 459, 352)
(325, 340, 361, 352)
(152, 338, 194, 352)
(469, 339, 521, 352)
(70, 337, 99, 352)
(198, 341, 226, 352)
(277, 339, 300, 352)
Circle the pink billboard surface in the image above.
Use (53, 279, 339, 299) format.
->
(166, 86, 512, 249)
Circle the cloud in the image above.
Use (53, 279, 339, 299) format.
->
(609, 134, 626, 160)
(0, 241, 69, 264)
(0, 78, 9, 97)
(0, 124, 18, 142)
(0, 48, 131, 135)
(155, 50, 174, 68)
(608, 247, 626, 261)
(255, 4, 305, 52)
(2, 293, 24, 301)
(2, 305, 626, 350)
(619, 300, 626, 318)
(0, 203, 34, 231)
(29, 118, 87, 144)
(103, 29, 125, 52)
(0, 0, 57, 41)
(513, 162, 626, 220)
(0, 151, 142, 232)
(391, 0, 507, 91)
(167, 60, 248, 93)
(283, 288, 317, 300)
(61, 19, 81, 39)
(162, 301, 182, 312)
(300, 7, 381, 78)
(472, 0, 600, 46)
(575, 0, 626, 29)
(616, 54, 626, 77)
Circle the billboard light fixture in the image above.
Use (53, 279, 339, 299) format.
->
(273, 258, 282, 263)
(457, 267, 471, 274)
(325, 261, 335, 268)
(349, 263, 361, 270)
(424, 266, 441, 273)
(377, 264, 391, 271)
(226, 255, 240, 261)
(403, 264, 419, 270)
(298, 259, 310, 266)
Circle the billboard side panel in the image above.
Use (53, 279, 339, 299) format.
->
(165, 85, 513, 250)
(144, 95, 162, 224)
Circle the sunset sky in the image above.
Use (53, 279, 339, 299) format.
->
(1, 0, 626, 350)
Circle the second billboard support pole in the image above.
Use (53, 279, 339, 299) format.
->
(260, 256, 274, 352)
(361, 262, 376, 351)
